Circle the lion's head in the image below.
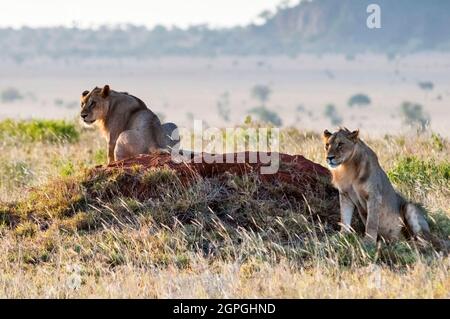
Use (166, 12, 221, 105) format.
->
(322, 128, 359, 169)
(80, 85, 111, 124)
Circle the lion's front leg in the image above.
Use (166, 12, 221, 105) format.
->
(365, 193, 382, 244)
(339, 192, 355, 233)
(107, 135, 118, 164)
(107, 144, 115, 164)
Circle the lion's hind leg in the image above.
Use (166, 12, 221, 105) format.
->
(114, 130, 148, 161)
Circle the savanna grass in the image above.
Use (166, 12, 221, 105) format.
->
(0, 119, 448, 298)
(0, 119, 79, 143)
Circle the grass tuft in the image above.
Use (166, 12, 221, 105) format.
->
(0, 119, 79, 143)
(388, 156, 450, 189)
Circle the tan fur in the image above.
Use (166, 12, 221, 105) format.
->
(80, 85, 179, 163)
(323, 128, 435, 246)
(96, 119, 109, 139)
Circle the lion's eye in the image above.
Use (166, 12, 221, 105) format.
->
(337, 142, 344, 148)
(325, 143, 330, 149)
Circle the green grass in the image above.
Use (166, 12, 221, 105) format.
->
(0, 119, 79, 143)
(428, 210, 450, 239)
(388, 156, 450, 188)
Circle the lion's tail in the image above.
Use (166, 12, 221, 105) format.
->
(162, 122, 180, 152)
(401, 201, 449, 254)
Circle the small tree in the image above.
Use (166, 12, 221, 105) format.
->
(296, 105, 305, 113)
(324, 104, 343, 126)
(348, 93, 371, 107)
(217, 91, 231, 122)
(400, 102, 430, 132)
(418, 81, 434, 91)
(249, 106, 282, 126)
(54, 98, 64, 106)
(251, 85, 271, 106)
(1, 88, 23, 103)
(295, 104, 305, 122)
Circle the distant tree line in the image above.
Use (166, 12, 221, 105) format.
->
(1, 0, 449, 60)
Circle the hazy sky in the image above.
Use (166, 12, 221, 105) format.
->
(0, 0, 290, 28)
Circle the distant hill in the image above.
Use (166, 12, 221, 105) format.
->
(262, 0, 450, 53)
(1, 0, 449, 60)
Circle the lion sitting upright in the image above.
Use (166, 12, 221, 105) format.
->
(322, 128, 440, 247)
(80, 85, 179, 163)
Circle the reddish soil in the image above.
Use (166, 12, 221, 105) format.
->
(94, 152, 331, 197)
(102, 151, 331, 187)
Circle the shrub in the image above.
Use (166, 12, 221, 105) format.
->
(54, 98, 65, 106)
(1, 88, 23, 103)
(348, 94, 371, 107)
(400, 102, 430, 132)
(418, 81, 434, 91)
(0, 119, 79, 143)
(345, 54, 356, 61)
(324, 104, 342, 125)
(251, 85, 271, 105)
(217, 91, 231, 122)
(248, 106, 282, 126)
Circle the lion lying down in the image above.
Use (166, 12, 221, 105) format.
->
(80, 85, 179, 163)
(323, 128, 446, 250)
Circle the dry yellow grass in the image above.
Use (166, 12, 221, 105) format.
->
(0, 120, 449, 298)
(1, 258, 449, 298)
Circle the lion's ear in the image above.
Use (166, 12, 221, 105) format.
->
(323, 129, 332, 142)
(348, 129, 360, 141)
(101, 85, 110, 98)
(81, 90, 90, 103)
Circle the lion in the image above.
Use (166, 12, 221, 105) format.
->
(322, 128, 444, 249)
(80, 85, 179, 163)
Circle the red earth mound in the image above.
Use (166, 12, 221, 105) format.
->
(101, 151, 331, 188)
(92, 152, 335, 199)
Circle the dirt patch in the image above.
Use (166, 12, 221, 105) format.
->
(100, 151, 331, 187)
(85, 151, 342, 230)
(1, 151, 342, 236)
